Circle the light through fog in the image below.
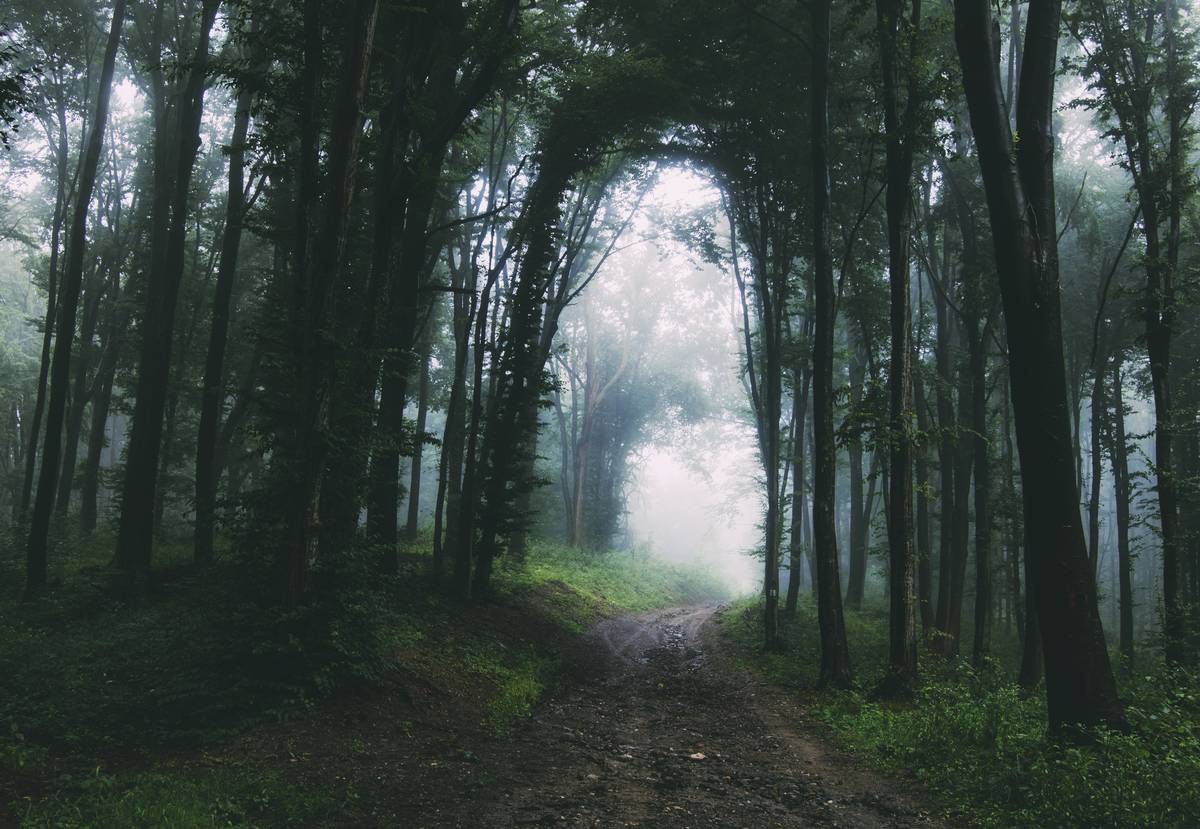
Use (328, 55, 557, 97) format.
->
(581, 166, 764, 595)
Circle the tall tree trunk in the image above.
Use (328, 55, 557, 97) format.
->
(194, 68, 253, 564)
(932, 268, 956, 647)
(944, 353, 974, 657)
(54, 277, 105, 515)
(954, 0, 1125, 733)
(405, 340, 433, 542)
(278, 0, 380, 605)
(1087, 359, 1105, 576)
(1109, 358, 1135, 668)
(786, 364, 812, 617)
(877, 0, 920, 694)
(80, 348, 117, 533)
(811, 0, 852, 687)
(21, 102, 70, 519)
(913, 357, 934, 631)
(845, 335, 867, 611)
(970, 325, 992, 665)
(115, 0, 220, 577)
(1002, 368, 1025, 640)
(366, 169, 443, 560)
(434, 264, 474, 584)
(26, 0, 128, 595)
(1157, 0, 1185, 664)
(1018, 519, 1044, 690)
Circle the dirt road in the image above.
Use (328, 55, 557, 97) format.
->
(418, 605, 939, 828)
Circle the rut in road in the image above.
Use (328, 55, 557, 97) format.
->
(434, 605, 940, 828)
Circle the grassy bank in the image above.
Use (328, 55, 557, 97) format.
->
(0, 534, 728, 827)
(720, 598, 1200, 827)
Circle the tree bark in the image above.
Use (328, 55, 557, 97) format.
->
(786, 363, 812, 617)
(1109, 358, 1135, 667)
(877, 0, 921, 694)
(275, 0, 381, 604)
(405, 339, 433, 542)
(194, 63, 253, 564)
(811, 0, 852, 687)
(115, 0, 220, 578)
(954, 0, 1125, 733)
(913, 355, 934, 631)
(25, 0, 128, 596)
(970, 324, 992, 665)
(845, 334, 867, 611)
(20, 100, 70, 519)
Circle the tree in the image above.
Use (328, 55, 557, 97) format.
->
(875, 0, 922, 695)
(953, 0, 1125, 734)
(24, 0, 127, 596)
(811, 0, 852, 688)
(1066, 0, 1199, 665)
(194, 18, 259, 564)
(115, 0, 220, 579)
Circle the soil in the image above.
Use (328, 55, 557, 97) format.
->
(402, 605, 942, 828)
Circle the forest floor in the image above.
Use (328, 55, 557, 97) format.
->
(7, 543, 1200, 827)
(3, 574, 939, 827)
(206, 603, 941, 828)
(411, 604, 941, 829)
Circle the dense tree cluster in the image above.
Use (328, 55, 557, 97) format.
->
(2, 0, 1199, 739)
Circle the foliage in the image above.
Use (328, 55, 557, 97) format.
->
(506, 539, 730, 623)
(722, 598, 1200, 828)
(19, 764, 356, 829)
(2, 529, 724, 823)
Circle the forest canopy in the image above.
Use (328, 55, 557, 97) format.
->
(2, 0, 1200, 825)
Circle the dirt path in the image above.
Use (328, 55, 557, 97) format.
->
(417, 605, 940, 828)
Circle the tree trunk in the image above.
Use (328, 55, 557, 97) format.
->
(1087, 359, 1105, 576)
(876, 0, 920, 694)
(194, 67, 253, 564)
(845, 335, 867, 611)
(970, 325, 992, 665)
(954, 0, 1125, 733)
(81, 348, 117, 533)
(786, 364, 812, 617)
(913, 356, 934, 631)
(932, 265, 956, 648)
(21, 101, 70, 519)
(1109, 358, 1135, 667)
(115, 0, 219, 578)
(811, 0, 852, 687)
(405, 340, 433, 542)
(278, 0, 380, 605)
(25, 0, 128, 596)
(944, 354, 974, 657)
(54, 275, 105, 516)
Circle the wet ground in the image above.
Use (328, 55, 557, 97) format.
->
(417, 605, 940, 828)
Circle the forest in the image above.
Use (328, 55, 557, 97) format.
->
(0, 0, 1199, 826)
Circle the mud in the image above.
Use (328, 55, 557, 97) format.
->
(416, 605, 940, 828)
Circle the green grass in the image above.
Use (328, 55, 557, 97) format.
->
(721, 597, 1200, 828)
(2, 530, 726, 826)
(503, 539, 730, 626)
(18, 764, 356, 829)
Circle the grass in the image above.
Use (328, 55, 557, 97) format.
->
(720, 597, 1200, 828)
(18, 764, 357, 829)
(0, 530, 728, 826)
(501, 539, 730, 628)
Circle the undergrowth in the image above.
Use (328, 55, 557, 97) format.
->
(502, 540, 729, 627)
(1, 529, 726, 826)
(721, 597, 1200, 828)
